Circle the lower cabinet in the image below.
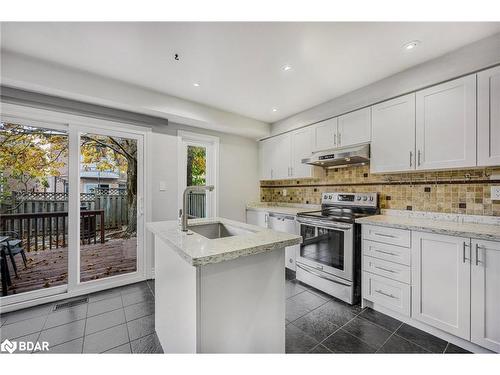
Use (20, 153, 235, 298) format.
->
(471, 239, 500, 352)
(362, 225, 500, 353)
(245, 210, 268, 228)
(411, 232, 471, 340)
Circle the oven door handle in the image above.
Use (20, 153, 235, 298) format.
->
(296, 218, 352, 231)
(296, 263, 351, 286)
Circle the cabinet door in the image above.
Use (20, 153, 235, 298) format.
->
(411, 232, 471, 339)
(312, 117, 338, 151)
(246, 210, 269, 228)
(337, 107, 371, 147)
(416, 75, 477, 170)
(478, 66, 500, 167)
(268, 133, 291, 179)
(291, 127, 313, 178)
(371, 93, 416, 173)
(471, 239, 500, 352)
(259, 138, 273, 180)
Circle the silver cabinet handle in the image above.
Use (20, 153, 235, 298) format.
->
(409, 151, 413, 168)
(290, 167, 293, 176)
(417, 150, 421, 166)
(375, 265, 397, 273)
(271, 169, 274, 179)
(374, 249, 398, 256)
(475, 243, 480, 265)
(338, 132, 342, 146)
(374, 232, 396, 238)
(375, 289, 396, 299)
(463, 242, 470, 263)
(334, 133, 337, 146)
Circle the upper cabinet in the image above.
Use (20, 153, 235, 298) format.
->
(415, 74, 477, 170)
(259, 128, 312, 180)
(337, 107, 371, 148)
(290, 127, 313, 179)
(371, 93, 416, 173)
(478, 66, 500, 166)
(312, 117, 338, 152)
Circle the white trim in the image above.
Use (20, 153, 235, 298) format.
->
(177, 130, 220, 218)
(0, 101, 152, 312)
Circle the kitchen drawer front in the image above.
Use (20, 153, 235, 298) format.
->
(362, 225, 411, 248)
(362, 271, 411, 317)
(363, 240, 411, 266)
(363, 255, 410, 284)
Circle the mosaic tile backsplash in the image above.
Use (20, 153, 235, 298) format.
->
(260, 165, 500, 216)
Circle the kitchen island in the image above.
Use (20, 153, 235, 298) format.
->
(147, 217, 302, 353)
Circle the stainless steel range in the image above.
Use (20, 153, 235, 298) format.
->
(295, 192, 379, 304)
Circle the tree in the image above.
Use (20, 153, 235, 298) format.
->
(186, 146, 206, 186)
(0, 122, 137, 236)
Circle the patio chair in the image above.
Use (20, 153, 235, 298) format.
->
(1, 247, 12, 296)
(0, 231, 27, 278)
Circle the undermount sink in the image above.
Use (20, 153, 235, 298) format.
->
(189, 222, 256, 239)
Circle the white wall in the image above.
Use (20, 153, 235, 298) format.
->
(271, 32, 500, 136)
(150, 122, 259, 223)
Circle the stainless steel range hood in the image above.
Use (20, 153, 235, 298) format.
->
(302, 144, 370, 168)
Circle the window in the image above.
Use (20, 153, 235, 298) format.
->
(178, 131, 219, 218)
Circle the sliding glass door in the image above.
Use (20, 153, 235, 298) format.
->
(0, 106, 146, 309)
(78, 129, 142, 283)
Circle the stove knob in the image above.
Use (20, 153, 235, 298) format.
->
(363, 196, 368, 201)
(356, 196, 362, 201)
(328, 195, 333, 200)
(369, 196, 374, 201)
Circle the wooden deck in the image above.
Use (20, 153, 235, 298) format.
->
(1, 238, 137, 295)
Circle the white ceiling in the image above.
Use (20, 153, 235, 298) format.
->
(2, 22, 500, 123)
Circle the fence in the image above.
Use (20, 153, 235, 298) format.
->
(0, 210, 105, 252)
(187, 191, 206, 218)
(3, 189, 128, 230)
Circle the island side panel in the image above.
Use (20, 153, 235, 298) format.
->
(198, 248, 286, 353)
(154, 236, 199, 353)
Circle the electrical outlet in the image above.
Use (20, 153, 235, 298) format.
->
(491, 186, 500, 201)
(282, 189, 287, 197)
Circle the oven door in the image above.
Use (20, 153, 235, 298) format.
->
(296, 218, 353, 281)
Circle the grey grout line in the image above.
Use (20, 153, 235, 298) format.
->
(443, 342, 450, 354)
(374, 322, 403, 353)
(80, 301, 89, 353)
(121, 292, 133, 354)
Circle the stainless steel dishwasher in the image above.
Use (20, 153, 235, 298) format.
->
(268, 213, 299, 271)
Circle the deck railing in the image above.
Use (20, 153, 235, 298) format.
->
(187, 191, 206, 218)
(0, 210, 105, 252)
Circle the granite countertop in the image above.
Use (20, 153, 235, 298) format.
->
(147, 217, 302, 266)
(246, 202, 320, 216)
(356, 215, 500, 242)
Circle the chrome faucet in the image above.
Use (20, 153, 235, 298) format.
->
(181, 185, 215, 232)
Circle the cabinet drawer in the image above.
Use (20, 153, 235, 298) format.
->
(363, 255, 410, 284)
(363, 240, 410, 266)
(363, 225, 411, 248)
(362, 271, 410, 317)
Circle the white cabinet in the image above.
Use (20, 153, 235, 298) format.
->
(246, 209, 269, 228)
(478, 66, 500, 166)
(416, 75, 477, 170)
(259, 129, 312, 180)
(337, 107, 371, 148)
(411, 232, 471, 340)
(312, 117, 338, 151)
(471, 239, 500, 352)
(371, 93, 416, 173)
(290, 127, 313, 178)
(268, 213, 298, 271)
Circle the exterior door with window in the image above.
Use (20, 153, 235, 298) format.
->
(178, 131, 219, 219)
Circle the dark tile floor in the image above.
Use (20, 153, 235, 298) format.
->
(284, 274, 471, 354)
(1, 276, 472, 354)
(0, 279, 162, 354)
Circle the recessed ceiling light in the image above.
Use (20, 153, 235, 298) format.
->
(282, 65, 292, 72)
(272, 108, 278, 112)
(403, 40, 420, 51)
(193, 82, 200, 87)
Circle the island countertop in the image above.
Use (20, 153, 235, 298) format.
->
(147, 217, 302, 266)
(356, 214, 500, 242)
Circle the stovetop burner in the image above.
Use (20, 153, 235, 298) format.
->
(296, 192, 379, 223)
